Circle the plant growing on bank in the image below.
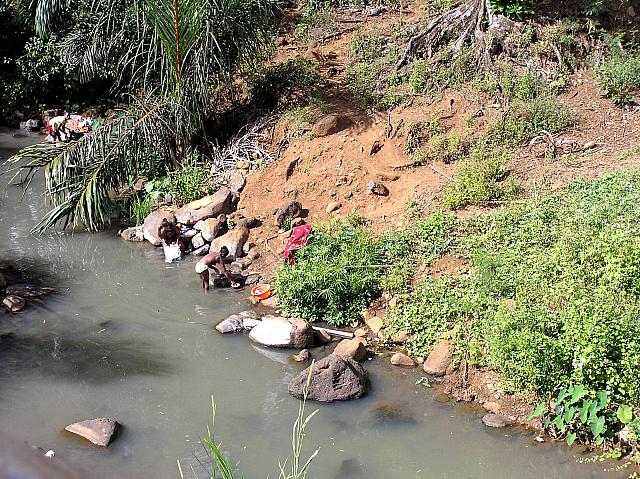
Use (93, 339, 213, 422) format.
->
(275, 219, 385, 326)
(594, 54, 640, 104)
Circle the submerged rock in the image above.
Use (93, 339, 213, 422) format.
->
(6, 284, 57, 298)
(249, 316, 313, 348)
(368, 400, 414, 425)
(291, 349, 310, 362)
(2, 295, 25, 313)
(288, 354, 367, 402)
(64, 418, 119, 446)
(481, 413, 513, 428)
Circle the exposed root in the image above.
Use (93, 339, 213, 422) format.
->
(396, 0, 493, 70)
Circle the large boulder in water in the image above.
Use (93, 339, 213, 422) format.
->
(216, 311, 259, 334)
(64, 418, 119, 446)
(209, 226, 250, 258)
(288, 354, 367, 402)
(119, 226, 144, 242)
(249, 315, 313, 348)
(175, 188, 233, 226)
(142, 209, 176, 246)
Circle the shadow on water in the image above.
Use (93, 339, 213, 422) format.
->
(0, 331, 176, 386)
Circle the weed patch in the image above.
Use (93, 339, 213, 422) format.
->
(594, 55, 640, 104)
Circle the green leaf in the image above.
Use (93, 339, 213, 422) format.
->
(554, 415, 566, 433)
(590, 415, 606, 437)
(617, 405, 633, 424)
(569, 384, 587, 404)
(595, 436, 604, 446)
(557, 387, 570, 404)
(529, 402, 547, 420)
(566, 432, 577, 446)
(579, 401, 592, 424)
(563, 405, 578, 424)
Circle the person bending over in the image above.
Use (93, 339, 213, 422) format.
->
(195, 246, 239, 290)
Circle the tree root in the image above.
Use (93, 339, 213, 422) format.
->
(396, 0, 492, 70)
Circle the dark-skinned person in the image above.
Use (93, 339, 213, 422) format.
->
(195, 246, 240, 290)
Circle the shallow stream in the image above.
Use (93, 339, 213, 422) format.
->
(0, 129, 619, 478)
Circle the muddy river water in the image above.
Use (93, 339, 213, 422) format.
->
(0, 129, 618, 478)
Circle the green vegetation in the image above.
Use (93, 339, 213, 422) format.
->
(386, 171, 640, 415)
(251, 58, 322, 109)
(276, 218, 386, 326)
(594, 54, 640, 104)
(442, 144, 514, 209)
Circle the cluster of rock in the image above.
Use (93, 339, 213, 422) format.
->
(0, 261, 57, 314)
(119, 187, 262, 278)
(216, 312, 370, 402)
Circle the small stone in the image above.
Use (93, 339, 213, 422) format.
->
(354, 328, 367, 337)
(375, 172, 399, 182)
(483, 401, 502, 414)
(414, 356, 425, 364)
(433, 392, 450, 403)
(326, 202, 342, 214)
(2, 295, 25, 313)
(390, 352, 415, 367)
(391, 331, 410, 343)
(423, 341, 452, 377)
(365, 315, 384, 333)
(243, 241, 256, 254)
(344, 191, 353, 200)
(388, 297, 398, 308)
(247, 247, 260, 261)
(291, 349, 310, 362)
(312, 115, 353, 138)
(482, 413, 513, 428)
(333, 338, 367, 362)
(290, 217, 305, 228)
(119, 226, 144, 242)
(64, 418, 119, 446)
(244, 273, 261, 285)
(370, 141, 383, 155)
(367, 180, 389, 196)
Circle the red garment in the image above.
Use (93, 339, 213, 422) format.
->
(283, 224, 312, 265)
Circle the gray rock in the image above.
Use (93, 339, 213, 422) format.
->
(244, 273, 261, 285)
(249, 316, 313, 348)
(199, 216, 226, 242)
(64, 418, 119, 446)
(209, 226, 250, 258)
(175, 188, 233, 226)
(247, 247, 260, 261)
(367, 180, 389, 196)
(312, 115, 353, 137)
(143, 209, 176, 246)
(191, 232, 206, 249)
(288, 354, 367, 402)
(236, 216, 260, 229)
(119, 226, 144, 242)
(191, 244, 210, 256)
(326, 201, 342, 214)
(0, 272, 6, 289)
(423, 340, 452, 376)
(216, 311, 257, 334)
(2, 295, 25, 313)
(482, 413, 513, 428)
(274, 201, 302, 229)
(222, 170, 246, 193)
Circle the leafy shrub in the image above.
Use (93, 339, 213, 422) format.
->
(275, 221, 385, 326)
(489, 0, 534, 19)
(250, 57, 321, 108)
(404, 118, 444, 155)
(413, 133, 469, 164)
(594, 55, 640, 104)
(489, 96, 576, 146)
(388, 170, 640, 414)
(168, 162, 215, 205)
(295, 3, 337, 41)
(443, 144, 510, 209)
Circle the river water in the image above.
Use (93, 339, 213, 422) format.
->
(0, 129, 618, 479)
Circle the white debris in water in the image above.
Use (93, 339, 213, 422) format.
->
(45, 450, 55, 458)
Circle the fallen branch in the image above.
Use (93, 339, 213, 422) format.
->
(311, 326, 354, 339)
